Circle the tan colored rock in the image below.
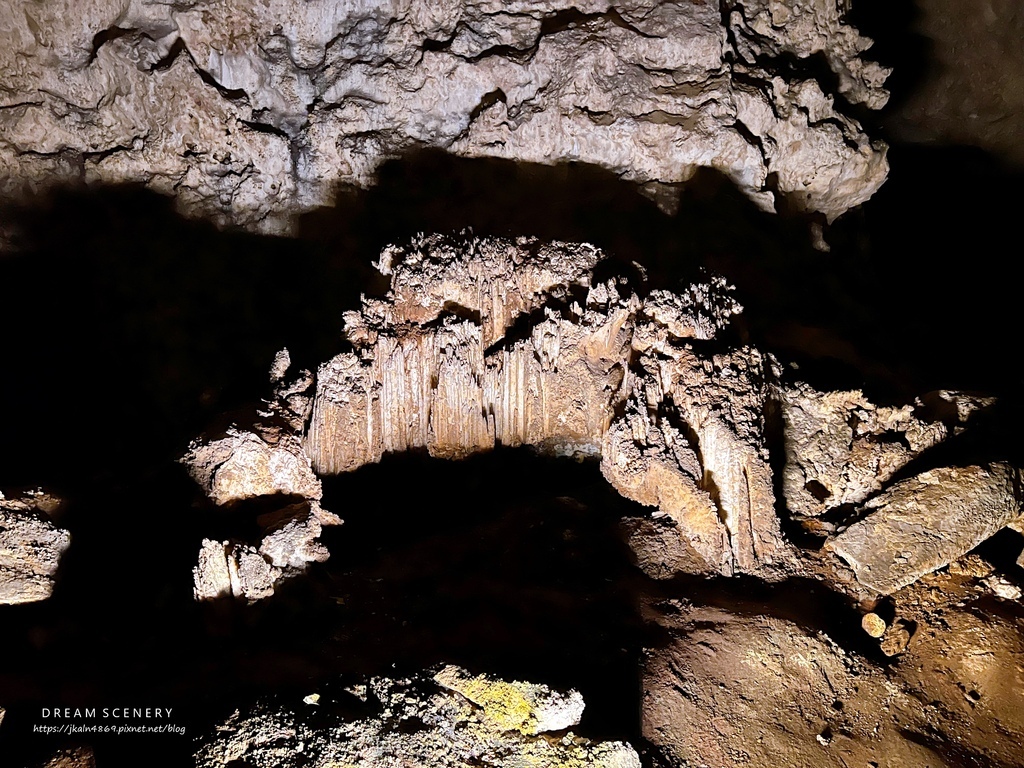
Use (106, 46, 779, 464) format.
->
(434, 665, 585, 736)
(182, 427, 322, 505)
(618, 516, 719, 580)
(0, 0, 888, 239)
(728, 0, 891, 110)
(194, 539, 234, 600)
(193, 539, 279, 602)
(780, 384, 991, 518)
(981, 575, 1022, 601)
(861, 612, 886, 638)
(644, 604, 957, 768)
(306, 235, 636, 473)
(826, 464, 1023, 595)
(887, 0, 1024, 167)
(879, 621, 913, 657)
(600, 388, 727, 576)
(0, 492, 71, 605)
(257, 501, 342, 570)
(39, 747, 96, 768)
(303, 235, 791, 578)
(639, 346, 791, 577)
(193, 501, 341, 601)
(196, 669, 639, 768)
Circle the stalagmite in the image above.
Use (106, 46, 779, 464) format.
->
(300, 234, 792, 579)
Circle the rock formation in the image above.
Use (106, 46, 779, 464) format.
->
(0, 0, 889, 237)
(780, 384, 994, 521)
(184, 232, 1019, 601)
(192, 501, 342, 601)
(0, 491, 70, 605)
(195, 667, 640, 768)
(826, 463, 1022, 595)
(37, 747, 97, 768)
(185, 233, 794, 584)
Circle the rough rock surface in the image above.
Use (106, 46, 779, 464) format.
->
(185, 233, 1020, 598)
(37, 747, 97, 768)
(0, 492, 71, 605)
(193, 501, 342, 601)
(0, 0, 888, 236)
(826, 463, 1023, 595)
(643, 597, 1024, 768)
(195, 668, 640, 768)
(185, 350, 341, 602)
(303, 234, 792, 579)
(433, 665, 585, 736)
(780, 384, 993, 519)
(182, 427, 322, 506)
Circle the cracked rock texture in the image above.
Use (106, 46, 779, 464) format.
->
(183, 427, 323, 506)
(1, 0, 888, 235)
(826, 463, 1023, 595)
(195, 668, 640, 768)
(780, 384, 993, 519)
(0, 492, 71, 605)
(193, 501, 342, 601)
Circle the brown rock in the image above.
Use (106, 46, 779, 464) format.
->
(779, 385, 990, 518)
(193, 501, 341, 602)
(879, 621, 913, 657)
(861, 612, 887, 638)
(0, 492, 71, 605)
(643, 603, 963, 768)
(39, 747, 96, 768)
(182, 428, 322, 506)
(826, 464, 1022, 595)
(302, 235, 792, 579)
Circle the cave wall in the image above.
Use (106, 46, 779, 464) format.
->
(0, 0, 890, 236)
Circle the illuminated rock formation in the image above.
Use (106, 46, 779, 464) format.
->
(0, 491, 70, 605)
(195, 667, 640, 768)
(1, 0, 888, 236)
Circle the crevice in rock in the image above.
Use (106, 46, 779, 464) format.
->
(538, 7, 659, 40)
(86, 26, 135, 65)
